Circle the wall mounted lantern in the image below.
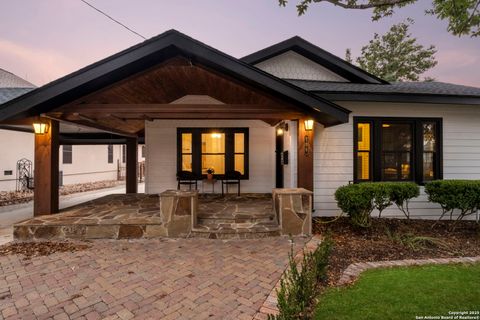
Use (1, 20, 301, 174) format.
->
(304, 119, 314, 156)
(304, 119, 314, 131)
(33, 121, 49, 135)
(276, 122, 289, 136)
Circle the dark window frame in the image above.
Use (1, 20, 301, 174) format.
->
(122, 145, 126, 163)
(62, 145, 73, 164)
(107, 145, 114, 164)
(177, 128, 249, 179)
(353, 117, 442, 184)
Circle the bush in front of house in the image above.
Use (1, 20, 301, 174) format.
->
(335, 182, 420, 227)
(425, 180, 480, 224)
(269, 237, 333, 320)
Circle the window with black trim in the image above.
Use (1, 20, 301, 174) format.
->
(354, 117, 442, 184)
(177, 128, 249, 178)
(62, 145, 72, 164)
(107, 145, 113, 164)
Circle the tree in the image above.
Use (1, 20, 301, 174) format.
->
(349, 20, 437, 82)
(278, 0, 480, 37)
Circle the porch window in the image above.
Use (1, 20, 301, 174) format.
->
(177, 128, 249, 178)
(354, 117, 442, 184)
(107, 145, 113, 164)
(62, 145, 72, 164)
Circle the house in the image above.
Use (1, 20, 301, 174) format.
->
(1, 30, 479, 219)
(0, 68, 145, 192)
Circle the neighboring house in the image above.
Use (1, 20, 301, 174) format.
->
(0, 68, 144, 191)
(0, 30, 479, 219)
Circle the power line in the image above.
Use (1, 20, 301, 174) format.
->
(79, 0, 146, 40)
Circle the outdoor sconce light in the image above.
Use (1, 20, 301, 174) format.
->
(276, 122, 289, 136)
(304, 119, 314, 131)
(304, 119, 314, 156)
(33, 122, 49, 135)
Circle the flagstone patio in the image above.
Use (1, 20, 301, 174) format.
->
(13, 193, 281, 241)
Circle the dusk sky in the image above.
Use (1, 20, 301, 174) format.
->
(1, 0, 479, 87)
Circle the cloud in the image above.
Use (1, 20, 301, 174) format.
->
(0, 39, 79, 86)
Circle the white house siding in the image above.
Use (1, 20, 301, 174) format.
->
(145, 120, 275, 194)
(254, 51, 348, 82)
(60, 145, 123, 185)
(0, 129, 34, 191)
(314, 102, 480, 219)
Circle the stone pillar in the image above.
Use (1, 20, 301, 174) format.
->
(159, 190, 198, 237)
(126, 137, 138, 194)
(34, 118, 59, 216)
(273, 188, 312, 236)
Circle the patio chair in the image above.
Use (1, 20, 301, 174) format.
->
(221, 170, 242, 196)
(177, 171, 198, 190)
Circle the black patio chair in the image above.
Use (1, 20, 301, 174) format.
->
(176, 171, 198, 190)
(221, 170, 242, 196)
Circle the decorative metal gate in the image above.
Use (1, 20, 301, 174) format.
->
(16, 158, 34, 191)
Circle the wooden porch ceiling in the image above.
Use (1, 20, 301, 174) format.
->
(45, 57, 311, 135)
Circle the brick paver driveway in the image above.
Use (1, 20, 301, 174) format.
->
(0, 237, 305, 320)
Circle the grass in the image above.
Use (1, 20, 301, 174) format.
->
(314, 263, 480, 320)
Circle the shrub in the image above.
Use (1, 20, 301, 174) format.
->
(270, 237, 333, 320)
(389, 182, 420, 219)
(335, 182, 420, 227)
(425, 180, 480, 225)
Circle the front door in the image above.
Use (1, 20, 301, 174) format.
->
(275, 128, 284, 188)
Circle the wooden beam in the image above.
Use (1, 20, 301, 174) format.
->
(45, 113, 138, 138)
(126, 137, 138, 194)
(34, 118, 59, 215)
(297, 118, 314, 191)
(106, 114, 127, 123)
(58, 104, 296, 114)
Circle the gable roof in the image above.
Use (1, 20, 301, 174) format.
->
(0, 88, 35, 104)
(241, 36, 388, 85)
(0, 68, 35, 88)
(0, 30, 350, 127)
(289, 79, 480, 104)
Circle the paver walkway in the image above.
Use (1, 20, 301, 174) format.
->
(0, 237, 306, 319)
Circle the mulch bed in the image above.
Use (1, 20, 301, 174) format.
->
(313, 217, 480, 286)
(0, 180, 123, 207)
(0, 241, 91, 259)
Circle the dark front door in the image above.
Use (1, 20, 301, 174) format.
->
(275, 129, 284, 188)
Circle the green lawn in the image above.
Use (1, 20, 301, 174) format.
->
(314, 263, 480, 320)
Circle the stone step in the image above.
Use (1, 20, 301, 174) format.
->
(190, 221, 281, 239)
(197, 215, 275, 225)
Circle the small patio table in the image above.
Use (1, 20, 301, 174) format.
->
(202, 178, 217, 193)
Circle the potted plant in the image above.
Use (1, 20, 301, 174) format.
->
(206, 168, 215, 180)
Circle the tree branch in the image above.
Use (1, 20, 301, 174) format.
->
(313, 0, 412, 10)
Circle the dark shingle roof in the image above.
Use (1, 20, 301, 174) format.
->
(0, 88, 35, 104)
(0, 68, 35, 88)
(287, 79, 480, 97)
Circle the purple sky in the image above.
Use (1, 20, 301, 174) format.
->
(1, 0, 479, 87)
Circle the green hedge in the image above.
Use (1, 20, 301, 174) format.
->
(425, 180, 480, 223)
(335, 182, 420, 227)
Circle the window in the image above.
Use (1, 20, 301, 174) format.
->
(141, 145, 146, 158)
(4, 170, 12, 176)
(122, 145, 126, 163)
(62, 145, 72, 164)
(107, 145, 113, 163)
(177, 128, 249, 178)
(354, 117, 442, 184)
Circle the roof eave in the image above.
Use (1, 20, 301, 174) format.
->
(0, 30, 350, 127)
